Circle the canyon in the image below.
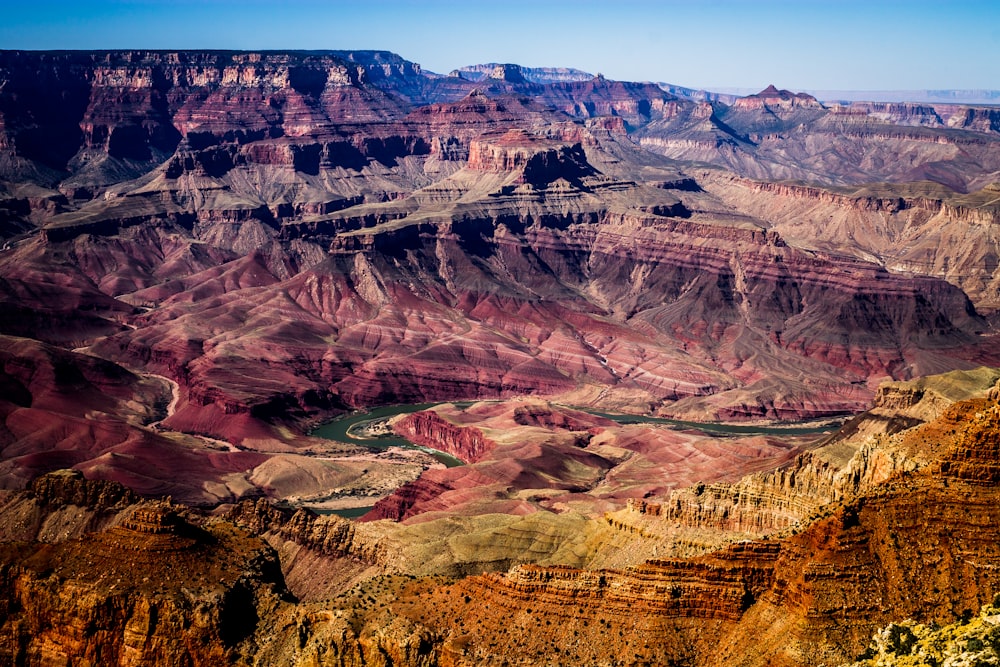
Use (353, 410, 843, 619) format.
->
(1, 49, 999, 665)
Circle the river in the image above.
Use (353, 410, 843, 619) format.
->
(310, 403, 466, 467)
(577, 408, 846, 436)
(311, 401, 844, 462)
(309, 402, 844, 519)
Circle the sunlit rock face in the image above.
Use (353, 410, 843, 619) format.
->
(1, 50, 1000, 666)
(0, 49, 998, 490)
(2, 377, 1000, 666)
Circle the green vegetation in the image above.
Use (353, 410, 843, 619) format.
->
(847, 597, 1000, 667)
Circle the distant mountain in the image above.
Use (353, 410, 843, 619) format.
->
(657, 82, 740, 105)
(807, 89, 1000, 105)
(703, 86, 1000, 106)
(450, 62, 594, 84)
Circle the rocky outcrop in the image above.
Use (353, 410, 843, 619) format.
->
(846, 598, 1000, 667)
(937, 385, 1000, 483)
(702, 175, 1000, 312)
(731, 85, 825, 112)
(0, 469, 138, 543)
(624, 451, 841, 536)
(607, 369, 1000, 560)
(393, 410, 495, 463)
(945, 105, 1000, 133)
(483, 540, 780, 620)
(0, 499, 290, 667)
(466, 130, 598, 185)
(228, 497, 385, 564)
(1, 382, 1000, 666)
(639, 85, 1000, 191)
(374, 391, 1000, 666)
(844, 102, 944, 127)
(28, 468, 139, 511)
(741, 178, 1000, 226)
(451, 63, 594, 85)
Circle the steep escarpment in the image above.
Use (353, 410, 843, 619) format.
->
(225, 497, 391, 600)
(0, 53, 995, 449)
(392, 410, 495, 463)
(639, 87, 1000, 192)
(228, 497, 385, 563)
(451, 63, 594, 85)
(0, 469, 138, 542)
(0, 499, 291, 667)
(82, 179, 991, 444)
(703, 175, 1000, 312)
(608, 369, 1000, 555)
(3, 47, 1000, 667)
(338, 385, 1000, 667)
(0, 51, 408, 190)
(1, 376, 999, 666)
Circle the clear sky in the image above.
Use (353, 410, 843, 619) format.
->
(3, 0, 998, 91)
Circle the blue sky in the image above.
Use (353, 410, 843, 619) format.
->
(3, 0, 998, 91)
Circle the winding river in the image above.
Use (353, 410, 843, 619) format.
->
(578, 409, 846, 436)
(309, 403, 845, 519)
(310, 403, 467, 467)
(311, 401, 844, 463)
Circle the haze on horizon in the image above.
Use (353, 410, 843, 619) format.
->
(3, 0, 999, 93)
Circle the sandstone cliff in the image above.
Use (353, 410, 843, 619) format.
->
(2, 377, 1000, 665)
(702, 174, 1000, 312)
(0, 498, 291, 667)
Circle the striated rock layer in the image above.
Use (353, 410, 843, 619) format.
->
(0, 496, 290, 667)
(2, 375, 1000, 665)
(294, 378, 1000, 666)
(0, 51, 996, 507)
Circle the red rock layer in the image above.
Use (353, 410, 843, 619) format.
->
(392, 410, 495, 463)
(0, 335, 269, 502)
(370, 393, 1000, 666)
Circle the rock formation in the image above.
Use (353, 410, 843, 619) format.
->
(0, 493, 290, 667)
(2, 374, 999, 665)
(0, 48, 999, 665)
(0, 46, 997, 540)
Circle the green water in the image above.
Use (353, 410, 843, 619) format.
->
(311, 401, 844, 464)
(315, 506, 376, 519)
(310, 403, 465, 467)
(577, 408, 845, 436)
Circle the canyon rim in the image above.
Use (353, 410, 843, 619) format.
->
(0, 37, 999, 667)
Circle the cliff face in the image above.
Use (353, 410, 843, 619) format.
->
(638, 88, 1000, 193)
(0, 498, 290, 667)
(80, 183, 988, 443)
(3, 48, 1000, 667)
(2, 379, 1000, 666)
(0, 469, 138, 543)
(611, 370, 1000, 551)
(0, 50, 408, 183)
(392, 410, 495, 463)
(451, 63, 595, 85)
(349, 386, 1000, 667)
(1, 50, 998, 525)
(702, 175, 1000, 312)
